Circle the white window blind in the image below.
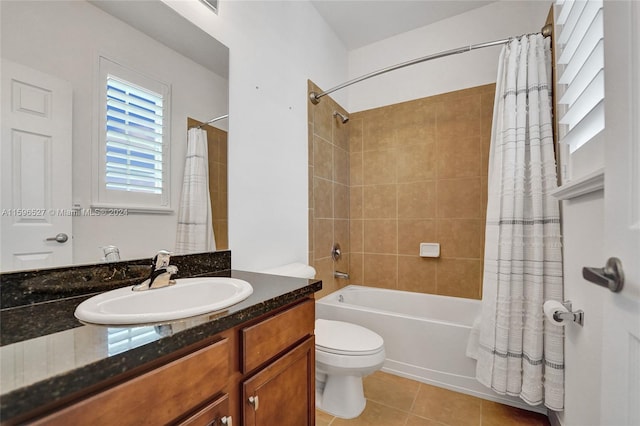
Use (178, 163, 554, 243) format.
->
(555, 0, 605, 153)
(106, 77, 164, 194)
(94, 57, 171, 211)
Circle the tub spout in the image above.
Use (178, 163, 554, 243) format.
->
(334, 271, 350, 279)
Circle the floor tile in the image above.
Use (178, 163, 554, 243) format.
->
(406, 414, 448, 426)
(411, 383, 481, 426)
(363, 371, 420, 412)
(331, 400, 409, 426)
(481, 400, 550, 426)
(315, 371, 551, 426)
(316, 408, 334, 426)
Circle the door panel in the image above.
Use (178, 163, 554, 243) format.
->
(600, 2, 640, 425)
(1, 59, 73, 271)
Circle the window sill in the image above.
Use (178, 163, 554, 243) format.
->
(90, 203, 174, 215)
(550, 168, 605, 200)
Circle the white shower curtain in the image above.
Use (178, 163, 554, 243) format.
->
(474, 34, 564, 410)
(175, 128, 216, 254)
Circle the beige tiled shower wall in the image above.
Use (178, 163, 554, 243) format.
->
(349, 84, 495, 299)
(208, 126, 228, 250)
(308, 81, 350, 298)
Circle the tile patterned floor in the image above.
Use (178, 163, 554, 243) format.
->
(316, 371, 551, 426)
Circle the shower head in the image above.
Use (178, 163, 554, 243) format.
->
(333, 111, 349, 124)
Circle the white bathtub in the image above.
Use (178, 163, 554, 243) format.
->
(315, 285, 545, 414)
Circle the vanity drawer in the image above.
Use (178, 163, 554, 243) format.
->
(33, 338, 229, 426)
(242, 298, 314, 373)
(179, 393, 231, 426)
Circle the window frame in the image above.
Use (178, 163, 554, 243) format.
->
(93, 55, 172, 213)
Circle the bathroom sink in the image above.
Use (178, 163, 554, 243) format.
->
(74, 277, 253, 325)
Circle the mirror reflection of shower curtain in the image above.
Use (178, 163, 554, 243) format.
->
(175, 128, 216, 254)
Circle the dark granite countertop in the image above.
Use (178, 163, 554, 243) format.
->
(0, 253, 321, 423)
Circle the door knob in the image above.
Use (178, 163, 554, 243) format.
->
(582, 257, 624, 292)
(45, 233, 68, 243)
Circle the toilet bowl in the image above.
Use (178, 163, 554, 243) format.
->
(259, 264, 385, 419)
(315, 318, 385, 419)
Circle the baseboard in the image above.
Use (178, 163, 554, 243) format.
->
(548, 410, 563, 426)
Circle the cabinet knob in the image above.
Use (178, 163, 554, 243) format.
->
(221, 415, 232, 426)
(248, 395, 259, 411)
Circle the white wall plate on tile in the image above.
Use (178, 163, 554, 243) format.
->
(420, 243, 440, 258)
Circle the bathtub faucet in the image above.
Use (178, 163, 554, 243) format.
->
(132, 250, 178, 291)
(334, 271, 350, 279)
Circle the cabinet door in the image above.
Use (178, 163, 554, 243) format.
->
(179, 394, 232, 426)
(241, 299, 314, 374)
(243, 337, 314, 426)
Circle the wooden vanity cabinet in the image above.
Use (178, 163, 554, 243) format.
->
(25, 297, 315, 426)
(241, 298, 315, 426)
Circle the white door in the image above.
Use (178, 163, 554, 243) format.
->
(598, 2, 640, 425)
(0, 59, 73, 271)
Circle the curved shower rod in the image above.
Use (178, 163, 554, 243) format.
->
(309, 24, 553, 104)
(190, 114, 229, 129)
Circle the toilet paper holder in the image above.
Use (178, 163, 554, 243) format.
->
(554, 301, 584, 327)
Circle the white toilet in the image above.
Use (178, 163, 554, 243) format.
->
(315, 318, 385, 419)
(261, 263, 386, 419)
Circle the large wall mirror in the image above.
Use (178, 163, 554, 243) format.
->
(0, 0, 229, 272)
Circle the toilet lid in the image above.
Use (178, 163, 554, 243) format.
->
(315, 319, 384, 355)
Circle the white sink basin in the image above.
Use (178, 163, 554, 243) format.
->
(74, 277, 253, 325)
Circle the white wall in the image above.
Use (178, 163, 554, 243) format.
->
(165, 0, 553, 272)
(165, 0, 348, 271)
(1, 1, 228, 264)
(347, 1, 551, 112)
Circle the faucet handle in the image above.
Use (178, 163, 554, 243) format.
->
(153, 250, 172, 269)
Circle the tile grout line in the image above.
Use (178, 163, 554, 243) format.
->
(401, 382, 422, 426)
(408, 382, 422, 419)
(363, 397, 413, 416)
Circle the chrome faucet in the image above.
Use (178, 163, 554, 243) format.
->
(132, 250, 178, 291)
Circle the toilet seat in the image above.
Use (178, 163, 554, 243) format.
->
(315, 319, 384, 356)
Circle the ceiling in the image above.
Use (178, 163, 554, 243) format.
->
(91, 0, 228, 78)
(310, 0, 496, 50)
